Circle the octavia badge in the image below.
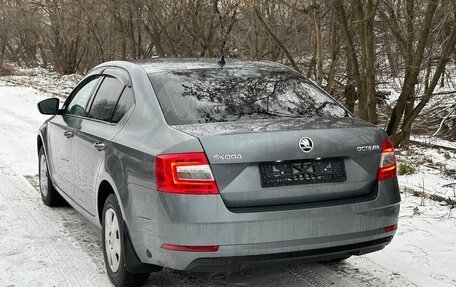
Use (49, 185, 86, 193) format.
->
(299, 137, 314, 153)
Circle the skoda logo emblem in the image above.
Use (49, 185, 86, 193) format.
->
(299, 137, 314, 153)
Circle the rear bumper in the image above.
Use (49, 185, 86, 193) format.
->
(123, 178, 400, 271)
(185, 236, 392, 272)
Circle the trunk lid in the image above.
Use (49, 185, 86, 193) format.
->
(172, 117, 385, 208)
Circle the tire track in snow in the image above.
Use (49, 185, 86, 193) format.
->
(323, 257, 417, 287)
(0, 159, 110, 286)
(0, 167, 76, 286)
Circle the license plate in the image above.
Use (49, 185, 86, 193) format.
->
(259, 158, 347, 188)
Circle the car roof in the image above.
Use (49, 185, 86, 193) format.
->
(128, 58, 292, 74)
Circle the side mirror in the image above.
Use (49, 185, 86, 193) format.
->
(37, 98, 60, 115)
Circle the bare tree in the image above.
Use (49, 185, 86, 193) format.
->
(1, 0, 455, 144)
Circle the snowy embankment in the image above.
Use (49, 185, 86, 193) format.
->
(1, 66, 82, 97)
(397, 138, 456, 202)
(0, 68, 455, 287)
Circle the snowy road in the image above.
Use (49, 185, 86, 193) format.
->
(0, 81, 454, 287)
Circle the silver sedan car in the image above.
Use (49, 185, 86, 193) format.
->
(37, 58, 400, 287)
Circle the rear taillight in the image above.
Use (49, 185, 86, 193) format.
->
(155, 152, 219, 194)
(377, 139, 397, 181)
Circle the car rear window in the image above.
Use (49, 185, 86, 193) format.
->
(148, 68, 349, 125)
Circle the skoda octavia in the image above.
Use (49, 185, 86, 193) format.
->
(37, 59, 400, 287)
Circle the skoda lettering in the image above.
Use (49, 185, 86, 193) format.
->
(213, 154, 243, 160)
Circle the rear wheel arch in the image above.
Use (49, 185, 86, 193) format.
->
(98, 179, 162, 278)
(97, 180, 116, 225)
(97, 178, 127, 225)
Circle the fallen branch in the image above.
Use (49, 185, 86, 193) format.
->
(403, 186, 456, 208)
(432, 90, 456, 96)
(409, 140, 456, 151)
(442, 183, 456, 188)
(433, 104, 456, 136)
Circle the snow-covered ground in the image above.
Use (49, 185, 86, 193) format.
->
(397, 143, 456, 201)
(411, 135, 456, 150)
(1, 65, 82, 98)
(0, 85, 111, 286)
(0, 74, 455, 287)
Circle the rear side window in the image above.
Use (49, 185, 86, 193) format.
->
(65, 76, 100, 117)
(89, 76, 124, 122)
(111, 87, 134, 123)
(148, 68, 349, 125)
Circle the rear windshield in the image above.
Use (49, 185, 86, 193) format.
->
(149, 68, 349, 125)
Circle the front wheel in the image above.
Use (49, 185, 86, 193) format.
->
(38, 147, 64, 206)
(102, 194, 150, 287)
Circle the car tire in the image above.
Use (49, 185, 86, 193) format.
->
(102, 194, 150, 287)
(39, 146, 64, 206)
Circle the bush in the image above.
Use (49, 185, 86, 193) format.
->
(398, 162, 417, 175)
(0, 63, 15, 76)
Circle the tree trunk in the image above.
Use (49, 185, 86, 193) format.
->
(311, 0, 323, 85)
(351, 0, 377, 123)
(334, 1, 363, 116)
(364, 0, 377, 123)
(384, 33, 400, 77)
(325, 10, 339, 93)
(392, 16, 456, 144)
(386, 0, 438, 140)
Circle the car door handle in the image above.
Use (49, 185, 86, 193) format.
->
(93, 142, 106, 151)
(64, 130, 74, 138)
